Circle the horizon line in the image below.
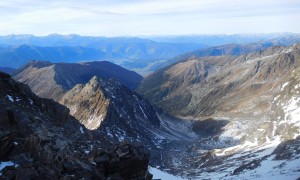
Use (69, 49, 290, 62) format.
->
(0, 32, 300, 38)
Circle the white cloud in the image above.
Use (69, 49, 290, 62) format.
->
(0, 0, 299, 36)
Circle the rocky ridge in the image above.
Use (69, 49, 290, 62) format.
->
(59, 76, 197, 160)
(59, 76, 162, 143)
(0, 71, 152, 179)
(156, 42, 276, 69)
(138, 44, 300, 120)
(14, 60, 143, 100)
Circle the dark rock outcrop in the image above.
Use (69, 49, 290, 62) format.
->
(59, 76, 160, 130)
(0, 73, 152, 179)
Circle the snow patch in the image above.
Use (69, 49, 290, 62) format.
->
(138, 104, 148, 118)
(149, 167, 185, 180)
(133, 95, 148, 118)
(283, 47, 293, 54)
(115, 132, 125, 141)
(233, 155, 300, 180)
(28, 98, 33, 105)
(80, 126, 84, 134)
(6, 95, 14, 102)
(107, 131, 113, 138)
(281, 82, 289, 91)
(204, 136, 287, 179)
(0, 161, 18, 172)
(280, 96, 300, 131)
(85, 113, 104, 130)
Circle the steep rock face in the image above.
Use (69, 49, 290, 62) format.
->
(14, 60, 143, 100)
(60, 76, 163, 144)
(59, 77, 110, 130)
(0, 72, 152, 179)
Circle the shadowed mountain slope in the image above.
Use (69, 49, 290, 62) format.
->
(0, 72, 152, 179)
(14, 60, 143, 100)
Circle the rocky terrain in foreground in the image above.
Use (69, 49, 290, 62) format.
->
(0, 71, 152, 179)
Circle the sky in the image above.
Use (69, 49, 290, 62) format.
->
(0, 0, 299, 36)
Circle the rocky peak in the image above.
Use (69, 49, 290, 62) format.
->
(59, 76, 110, 130)
(60, 76, 161, 136)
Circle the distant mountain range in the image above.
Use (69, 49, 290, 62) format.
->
(145, 33, 300, 45)
(1, 33, 300, 75)
(0, 34, 203, 74)
(0, 45, 106, 68)
(0, 67, 16, 74)
(146, 35, 300, 71)
(149, 42, 277, 71)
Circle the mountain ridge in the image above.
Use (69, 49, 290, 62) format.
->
(0, 35, 203, 74)
(138, 43, 300, 119)
(0, 71, 153, 179)
(2, 33, 300, 75)
(14, 60, 143, 100)
(150, 42, 291, 71)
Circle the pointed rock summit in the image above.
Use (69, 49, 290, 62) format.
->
(60, 76, 162, 144)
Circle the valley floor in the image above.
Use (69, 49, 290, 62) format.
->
(149, 115, 300, 180)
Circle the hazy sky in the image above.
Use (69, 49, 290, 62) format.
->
(0, 0, 299, 36)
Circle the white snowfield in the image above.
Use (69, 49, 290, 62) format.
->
(0, 161, 18, 175)
(149, 167, 185, 180)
